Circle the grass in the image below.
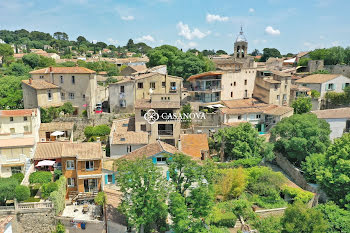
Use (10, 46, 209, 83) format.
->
(23, 197, 40, 202)
(246, 193, 287, 209)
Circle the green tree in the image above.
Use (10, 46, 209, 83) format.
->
(0, 75, 26, 109)
(0, 178, 18, 204)
(214, 123, 266, 161)
(216, 49, 227, 55)
(316, 202, 350, 233)
(6, 62, 32, 76)
(169, 192, 191, 233)
(297, 57, 311, 66)
(270, 114, 331, 166)
(281, 202, 328, 233)
(15, 185, 30, 202)
(252, 216, 282, 233)
(0, 43, 14, 64)
(317, 133, 350, 208)
(58, 102, 74, 115)
(214, 167, 247, 200)
(251, 49, 260, 56)
(11, 173, 24, 183)
(53, 222, 65, 233)
(22, 53, 40, 68)
(292, 97, 312, 114)
(41, 182, 58, 199)
(301, 153, 325, 183)
(94, 192, 106, 206)
(311, 90, 320, 99)
(115, 158, 168, 233)
(181, 104, 192, 128)
(260, 48, 282, 62)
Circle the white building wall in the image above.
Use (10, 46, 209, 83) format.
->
(110, 144, 146, 158)
(324, 118, 347, 140)
(320, 75, 350, 97)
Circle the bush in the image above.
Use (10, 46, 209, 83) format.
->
(84, 126, 94, 138)
(207, 202, 237, 227)
(58, 102, 74, 115)
(94, 124, 111, 136)
(94, 192, 106, 206)
(251, 216, 282, 233)
(53, 221, 65, 233)
(54, 169, 62, 181)
(41, 182, 58, 199)
(29, 171, 52, 184)
(50, 176, 66, 215)
(214, 167, 246, 200)
(216, 158, 262, 169)
(283, 186, 314, 204)
(23, 197, 40, 202)
(82, 110, 88, 117)
(0, 178, 18, 204)
(11, 173, 24, 183)
(15, 185, 30, 202)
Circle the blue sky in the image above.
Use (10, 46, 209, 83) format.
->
(0, 0, 349, 54)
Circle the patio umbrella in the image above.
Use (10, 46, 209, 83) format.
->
(51, 131, 64, 136)
(36, 160, 56, 167)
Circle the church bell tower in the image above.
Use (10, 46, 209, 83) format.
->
(234, 26, 248, 59)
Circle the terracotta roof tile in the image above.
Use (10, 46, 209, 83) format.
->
(180, 134, 209, 158)
(34, 142, 103, 160)
(296, 74, 342, 84)
(39, 122, 74, 132)
(0, 109, 36, 117)
(29, 66, 95, 74)
(110, 118, 149, 145)
(22, 80, 60, 90)
(0, 137, 35, 148)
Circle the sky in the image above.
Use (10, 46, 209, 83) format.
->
(0, 0, 349, 54)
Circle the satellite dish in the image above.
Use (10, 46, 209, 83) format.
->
(149, 88, 153, 94)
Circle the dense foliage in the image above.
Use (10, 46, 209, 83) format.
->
(29, 171, 52, 184)
(41, 182, 58, 199)
(214, 167, 246, 200)
(259, 48, 282, 62)
(0, 178, 18, 204)
(292, 97, 312, 114)
(270, 113, 331, 166)
(309, 46, 350, 65)
(11, 173, 24, 183)
(301, 153, 325, 183)
(94, 192, 106, 206)
(49, 176, 66, 215)
(15, 185, 30, 202)
(0, 75, 27, 109)
(147, 45, 215, 80)
(316, 202, 350, 233)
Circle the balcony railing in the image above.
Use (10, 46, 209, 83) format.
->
(192, 96, 221, 103)
(189, 86, 222, 92)
(158, 130, 173, 136)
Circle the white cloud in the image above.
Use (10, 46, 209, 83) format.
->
(107, 38, 118, 45)
(177, 22, 210, 40)
(175, 40, 197, 49)
(265, 26, 280, 35)
(206, 13, 229, 23)
(136, 35, 155, 42)
(249, 8, 255, 13)
(121, 15, 134, 21)
(331, 41, 340, 46)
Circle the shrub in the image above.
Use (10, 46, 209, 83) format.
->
(84, 126, 94, 138)
(53, 221, 65, 233)
(283, 186, 314, 204)
(94, 124, 111, 136)
(50, 176, 66, 215)
(29, 171, 52, 184)
(216, 158, 262, 169)
(214, 167, 246, 200)
(0, 178, 18, 204)
(251, 216, 282, 233)
(207, 202, 237, 227)
(15, 185, 30, 202)
(94, 192, 106, 206)
(24, 197, 40, 202)
(54, 169, 62, 181)
(58, 102, 74, 115)
(41, 182, 58, 199)
(11, 173, 24, 183)
(82, 110, 88, 117)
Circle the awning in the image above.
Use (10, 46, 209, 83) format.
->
(206, 104, 225, 108)
(51, 131, 64, 136)
(36, 160, 56, 167)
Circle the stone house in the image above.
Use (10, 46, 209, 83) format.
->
(253, 70, 292, 106)
(119, 65, 147, 76)
(22, 66, 98, 116)
(312, 108, 350, 140)
(33, 142, 103, 198)
(220, 98, 293, 132)
(39, 122, 74, 142)
(0, 109, 40, 177)
(109, 72, 182, 113)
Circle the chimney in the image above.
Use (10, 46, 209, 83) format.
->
(49, 66, 53, 72)
(29, 78, 32, 85)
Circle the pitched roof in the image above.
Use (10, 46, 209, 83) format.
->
(187, 71, 224, 81)
(222, 98, 267, 109)
(22, 80, 60, 90)
(271, 70, 292, 77)
(118, 140, 179, 161)
(295, 74, 342, 84)
(0, 137, 35, 148)
(134, 99, 180, 109)
(34, 142, 103, 160)
(312, 108, 350, 119)
(110, 118, 149, 145)
(297, 51, 310, 58)
(0, 109, 36, 117)
(180, 134, 209, 158)
(39, 122, 74, 132)
(130, 65, 147, 72)
(29, 66, 95, 74)
(290, 84, 311, 92)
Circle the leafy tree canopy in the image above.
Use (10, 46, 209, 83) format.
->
(292, 97, 312, 114)
(260, 48, 282, 62)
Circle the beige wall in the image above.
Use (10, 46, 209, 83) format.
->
(221, 69, 257, 100)
(37, 89, 62, 108)
(22, 83, 39, 109)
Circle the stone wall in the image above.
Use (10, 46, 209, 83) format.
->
(255, 208, 286, 218)
(12, 210, 56, 233)
(325, 64, 350, 78)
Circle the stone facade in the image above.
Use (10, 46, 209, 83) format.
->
(12, 210, 56, 233)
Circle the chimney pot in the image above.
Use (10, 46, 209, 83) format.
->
(29, 78, 32, 85)
(49, 66, 53, 72)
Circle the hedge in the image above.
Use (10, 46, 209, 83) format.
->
(15, 185, 30, 202)
(41, 182, 58, 199)
(29, 171, 52, 184)
(50, 176, 66, 215)
(283, 186, 314, 204)
(11, 173, 24, 183)
(84, 124, 111, 138)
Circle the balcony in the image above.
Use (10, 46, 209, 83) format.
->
(192, 96, 220, 103)
(169, 86, 177, 93)
(189, 86, 222, 93)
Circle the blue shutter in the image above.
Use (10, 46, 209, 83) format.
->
(168, 157, 173, 161)
(105, 175, 108, 184)
(112, 173, 115, 184)
(166, 171, 170, 181)
(342, 83, 345, 90)
(325, 84, 328, 91)
(152, 157, 157, 164)
(333, 84, 336, 90)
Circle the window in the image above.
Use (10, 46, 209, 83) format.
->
(69, 93, 75, 100)
(71, 76, 75, 84)
(156, 157, 167, 162)
(24, 126, 29, 132)
(244, 90, 248, 98)
(82, 94, 86, 100)
(107, 175, 113, 184)
(277, 95, 280, 100)
(47, 90, 52, 101)
(67, 178, 75, 187)
(327, 83, 334, 90)
(10, 117, 13, 122)
(141, 124, 146, 131)
(285, 84, 287, 90)
(11, 166, 21, 174)
(238, 115, 242, 120)
(127, 145, 132, 153)
(10, 128, 15, 134)
(150, 82, 156, 89)
(170, 82, 176, 90)
(344, 83, 350, 89)
(39, 75, 44, 79)
(234, 81, 236, 86)
(85, 161, 94, 171)
(274, 84, 278, 90)
(60, 76, 64, 84)
(120, 86, 125, 93)
(61, 92, 65, 100)
(162, 82, 166, 88)
(23, 116, 27, 121)
(66, 160, 75, 170)
(231, 92, 233, 98)
(283, 94, 287, 100)
(256, 114, 261, 119)
(141, 110, 147, 116)
(230, 83, 233, 86)
(138, 82, 143, 89)
(244, 79, 247, 85)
